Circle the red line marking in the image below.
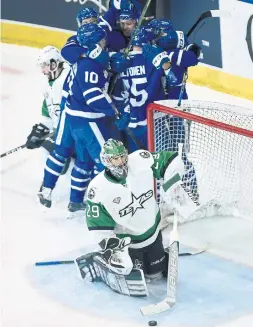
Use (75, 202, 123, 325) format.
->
(1, 66, 23, 75)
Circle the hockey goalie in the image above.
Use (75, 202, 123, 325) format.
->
(75, 138, 199, 296)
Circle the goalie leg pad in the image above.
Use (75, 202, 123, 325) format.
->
(75, 251, 148, 297)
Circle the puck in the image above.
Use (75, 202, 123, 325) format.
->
(148, 321, 157, 326)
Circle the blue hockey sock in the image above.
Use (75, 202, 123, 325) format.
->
(70, 165, 92, 203)
(44, 151, 68, 189)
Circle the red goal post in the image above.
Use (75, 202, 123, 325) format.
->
(147, 100, 253, 220)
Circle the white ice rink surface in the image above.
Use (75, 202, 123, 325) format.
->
(1, 43, 253, 327)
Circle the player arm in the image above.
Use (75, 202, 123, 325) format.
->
(86, 200, 116, 231)
(61, 36, 87, 65)
(169, 47, 201, 68)
(151, 151, 179, 179)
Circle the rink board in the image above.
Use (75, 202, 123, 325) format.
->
(28, 249, 253, 327)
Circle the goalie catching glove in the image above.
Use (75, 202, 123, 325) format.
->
(76, 236, 133, 283)
(26, 123, 50, 149)
(161, 150, 200, 220)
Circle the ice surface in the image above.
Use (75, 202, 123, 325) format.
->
(1, 43, 253, 327)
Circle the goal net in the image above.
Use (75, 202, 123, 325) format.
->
(147, 100, 253, 223)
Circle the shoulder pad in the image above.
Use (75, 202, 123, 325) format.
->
(128, 150, 154, 169)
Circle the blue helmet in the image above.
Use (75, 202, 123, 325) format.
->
(148, 19, 174, 36)
(77, 23, 107, 48)
(132, 27, 155, 47)
(76, 7, 99, 27)
(119, 9, 139, 21)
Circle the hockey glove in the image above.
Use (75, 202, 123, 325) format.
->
(110, 52, 131, 73)
(186, 43, 203, 60)
(86, 44, 110, 70)
(114, 104, 130, 131)
(157, 30, 188, 50)
(142, 44, 171, 70)
(164, 67, 178, 85)
(26, 123, 50, 149)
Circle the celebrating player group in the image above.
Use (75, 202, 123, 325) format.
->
(27, 0, 204, 297)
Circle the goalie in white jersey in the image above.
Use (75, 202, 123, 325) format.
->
(80, 138, 186, 283)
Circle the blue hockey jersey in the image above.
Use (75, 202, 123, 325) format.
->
(65, 58, 115, 120)
(119, 51, 166, 127)
(61, 7, 127, 64)
(166, 48, 199, 99)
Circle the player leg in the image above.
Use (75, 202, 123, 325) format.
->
(38, 111, 74, 209)
(67, 119, 96, 217)
(129, 231, 167, 282)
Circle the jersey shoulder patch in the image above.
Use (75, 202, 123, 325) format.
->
(139, 150, 151, 159)
(86, 173, 105, 202)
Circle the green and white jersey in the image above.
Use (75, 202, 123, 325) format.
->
(41, 63, 70, 129)
(86, 149, 177, 248)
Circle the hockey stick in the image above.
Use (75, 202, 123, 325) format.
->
(186, 10, 231, 38)
(0, 144, 27, 158)
(0, 131, 54, 159)
(35, 260, 74, 266)
(34, 245, 207, 266)
(177, 9, 231, 152)
(110, 101, 145, 149)
(140, 144, 184, 315)
(140, 212, 179, 316)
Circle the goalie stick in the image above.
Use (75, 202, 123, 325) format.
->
(140, 212, 179, 316)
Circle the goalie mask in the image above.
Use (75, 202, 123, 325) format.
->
(37, 46, 64, 81)
(100, 139, 128, 179)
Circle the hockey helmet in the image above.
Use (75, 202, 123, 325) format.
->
(100, 139, 128, 179)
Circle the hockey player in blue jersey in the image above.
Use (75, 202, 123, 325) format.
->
(142, 30, 203, 201)
(116, 27, 167, 153)
(37, 24, 129, 217)
(61, 2, 139, 64)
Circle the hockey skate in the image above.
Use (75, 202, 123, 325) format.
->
(37, 186, 52, 210)
(67, 201, 86, 219)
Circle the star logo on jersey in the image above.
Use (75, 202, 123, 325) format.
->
(119, 190, 153, 218)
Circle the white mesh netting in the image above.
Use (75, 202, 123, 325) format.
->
(148, 100, 253, 221)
